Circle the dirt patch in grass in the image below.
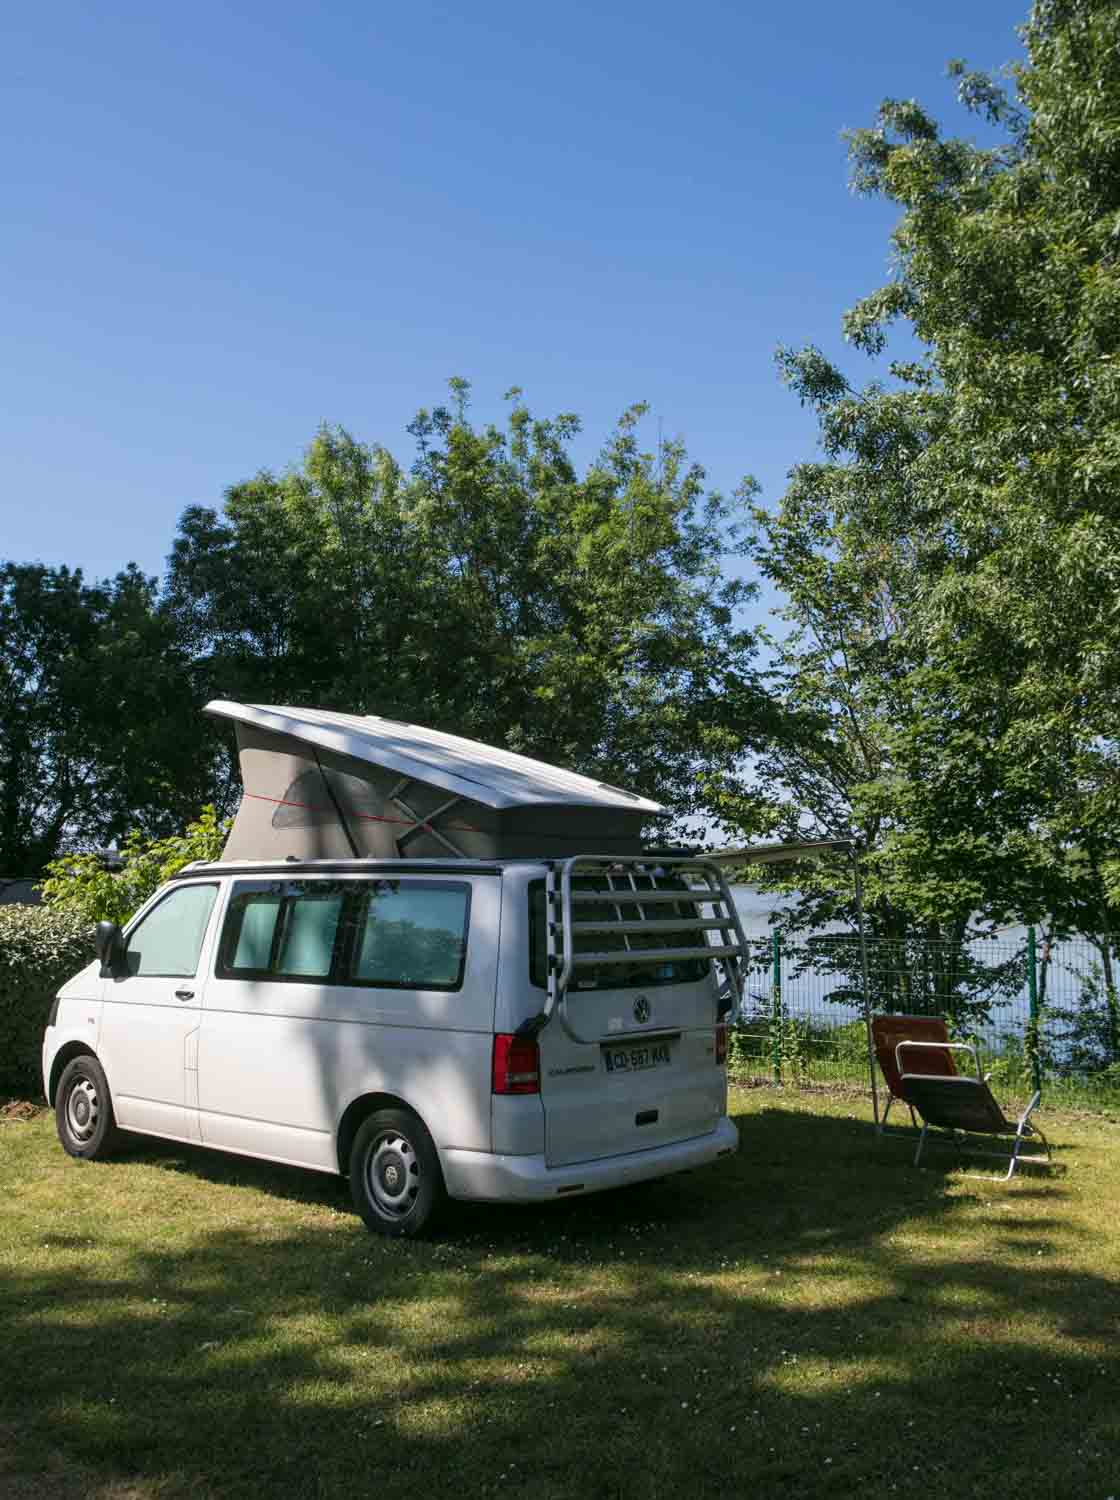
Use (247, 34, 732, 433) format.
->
(0, 1099, 44, 1122)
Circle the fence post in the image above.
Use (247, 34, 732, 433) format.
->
(771, 930, 782, 1086)
(1101, 934, 1120, 1065)
(1026, 925, 1043, 1100)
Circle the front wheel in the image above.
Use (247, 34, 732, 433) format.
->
(55, 1054, 120, 1160)
(349, 1108, 445, 1238)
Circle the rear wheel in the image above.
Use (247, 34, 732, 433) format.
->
(348, 1108, 445, 1238)
(55, 1054, 120, 1160)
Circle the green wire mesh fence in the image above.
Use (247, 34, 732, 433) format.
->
(728, 929, 1120, 1109)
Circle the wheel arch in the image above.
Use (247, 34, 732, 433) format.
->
(335, 1092, 435, 1175)
(48, 1042, 102, 1108)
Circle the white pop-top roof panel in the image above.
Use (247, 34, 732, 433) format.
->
(204, 701, 664, 815)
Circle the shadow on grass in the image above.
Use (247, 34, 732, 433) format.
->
(112, 1130, 354, 1212)
(1, 1103, 1116, 1500)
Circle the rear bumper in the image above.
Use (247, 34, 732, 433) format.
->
(440, 1115, 738, 1203)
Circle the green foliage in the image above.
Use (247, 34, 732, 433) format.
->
(712, 0, 1120, 990)
(4, 386, 777, 875)
(770, 1015, 812, 1083)
(0, 905, 93, 1095)
(0, 562, 214, 875)
(984, 1032, 1034, 1096)
(166, 390, 775, 834)
(839, 0, 1120, 897)
(39, 807, 229, 925)
(728, 1005, 872, 1085)
(1044, 959, 1120, 1075)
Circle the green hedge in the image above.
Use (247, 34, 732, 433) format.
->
(0, 906, 95, 1098)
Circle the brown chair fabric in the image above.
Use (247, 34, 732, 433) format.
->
(900, 1074, 1012, 1135)
(871, 1014, 958, 1105)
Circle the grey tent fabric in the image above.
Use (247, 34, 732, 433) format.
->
(204, 702, 664, 863)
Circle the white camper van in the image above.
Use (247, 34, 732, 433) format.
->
(42, 703, 746, 1236)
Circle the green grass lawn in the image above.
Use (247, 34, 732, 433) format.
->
(2, 1086, 1118, 1500)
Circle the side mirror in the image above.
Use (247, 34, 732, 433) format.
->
(95, 921, 126, 979)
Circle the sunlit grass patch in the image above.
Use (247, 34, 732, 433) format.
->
(1, 1086, 1118, 1500)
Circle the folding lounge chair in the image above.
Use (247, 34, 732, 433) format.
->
(871, 1014, 959, 1132)
(898, 1041, 1052, 1181)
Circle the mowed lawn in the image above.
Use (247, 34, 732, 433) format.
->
(1, 1086, 1118, 1500)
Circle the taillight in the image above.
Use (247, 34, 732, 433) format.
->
(492, 1033, 540, 1094)
(715, 1023, 727, 1066)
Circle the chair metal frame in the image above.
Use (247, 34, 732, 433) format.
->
(898, 1042, 1053, 1181)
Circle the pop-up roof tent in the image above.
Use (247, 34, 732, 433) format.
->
(204, 701, 665, 863)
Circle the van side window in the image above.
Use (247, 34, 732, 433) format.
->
(124, 883, 218, 978)
(217, 881, 346, 981)
(342, 881, 470, 991)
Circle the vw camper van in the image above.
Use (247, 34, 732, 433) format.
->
(42, 703, 746, 1236)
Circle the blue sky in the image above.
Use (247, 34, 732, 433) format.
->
(5, 0, 1027, 598)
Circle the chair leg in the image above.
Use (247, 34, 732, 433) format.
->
(1011, 1090, 1051, 1174)
(914, 1121, 929, 1168)
(1004, 1131, 1023, 1180)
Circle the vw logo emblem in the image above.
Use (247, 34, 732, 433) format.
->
(633, 994, 651, 1024)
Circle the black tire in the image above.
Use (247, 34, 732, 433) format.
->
(348, 1107, 445, 1238)
(55, 1054, 120, 1161)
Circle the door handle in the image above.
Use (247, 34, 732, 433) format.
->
(175, 988, 195, 1001)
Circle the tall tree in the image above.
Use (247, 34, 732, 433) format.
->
(166, 385, 775, 832)
(705, 366, 1036, 1021)
(715, 0, 1120, 965)
(0, 563, 209, 874)
(836, 0, 1120, 874)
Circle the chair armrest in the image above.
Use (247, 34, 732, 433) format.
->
(894, 1039, 983, 1080)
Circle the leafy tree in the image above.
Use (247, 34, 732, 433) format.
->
(0, 905, 94, 1094)
(706, 370, 1031, 1023)
(167, 385, 776, 832)
(0, 563, 210, 875)
(712, 0, 1120, 1025)
(836, 0, 1120, 880)
(39, 806, 230, 925)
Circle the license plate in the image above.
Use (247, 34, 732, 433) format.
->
(602, 1041, 672, 1074)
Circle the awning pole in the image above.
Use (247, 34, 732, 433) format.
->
(852, 847, 880, 1128)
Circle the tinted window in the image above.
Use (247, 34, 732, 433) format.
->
(529, 877, 709, 991)
(125, 884, 218, 978)
(344, 881, 469, 991)
(216, 878, 469, 990)
(218, 881, 346, 981)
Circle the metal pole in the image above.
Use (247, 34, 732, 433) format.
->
(853, 850, 880, 1128)
(1101, 932, 1120, 1065)
(1026, 925, 1043, 1100)
(771, 930, 782, 1086)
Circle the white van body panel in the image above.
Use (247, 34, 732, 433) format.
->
(496, 863, 726, 1168)
(41, 960, 105, 1106)
(42, 855, 740, 1208)
(95, 879, 221, 1143)
(442, 1115, 739, 1202)
(195, 873, 501, 1169)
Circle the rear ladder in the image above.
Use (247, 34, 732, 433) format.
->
(540, 855, 750, 1043)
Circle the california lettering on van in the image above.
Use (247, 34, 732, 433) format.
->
(43, 701, 746, 1238)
